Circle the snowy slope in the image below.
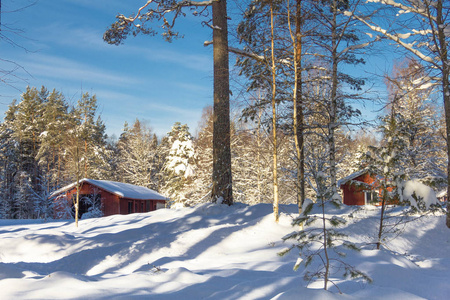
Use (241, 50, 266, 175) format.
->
(0, 203, 449, 299)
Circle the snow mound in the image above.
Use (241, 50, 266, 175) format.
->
(399, 179, 439, 209)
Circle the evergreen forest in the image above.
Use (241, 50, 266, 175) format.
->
(0, 0, 448, 222)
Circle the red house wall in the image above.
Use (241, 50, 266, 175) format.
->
(119, 199, 166, 214)
(341, 172, 378, 206)
(342, 184, 366, 205)
(103, 194, 120, 216)
(53, 182, 165, 218)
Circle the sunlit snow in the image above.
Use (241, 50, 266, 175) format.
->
(0, 201, 449, 299)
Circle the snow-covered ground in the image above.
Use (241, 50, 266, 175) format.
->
(0, 203, 449, 299)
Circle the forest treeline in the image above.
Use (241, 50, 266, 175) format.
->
(0, 68, 446, 219)
(1, 0, 449, 220)
(0, 85, 293, 218)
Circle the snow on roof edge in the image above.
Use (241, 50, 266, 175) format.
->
(49, 179, 167, 201)
(338, 169, 370, 187)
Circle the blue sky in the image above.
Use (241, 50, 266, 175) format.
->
(1, 0, 216, 138)
(0, 0, 399, 139)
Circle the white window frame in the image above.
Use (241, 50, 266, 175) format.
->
(365, 191, 378, 205)
(365, 191, 372, 205)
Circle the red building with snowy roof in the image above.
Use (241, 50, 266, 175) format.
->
(338, 169, 396, 206)
(50, 179, 167, 219)
(338, 170, 377, 205)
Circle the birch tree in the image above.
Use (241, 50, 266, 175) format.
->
(269, 0, 281, 222)
(104, 0, 233, 205)
(236, 0, 291, 221)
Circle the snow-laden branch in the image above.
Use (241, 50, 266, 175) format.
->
(338, 41, 372, 57)
(228, 47, 265, 62)
(124, 0, 216, 22)
(365, 0, 436, 21)
(349, 11, 436, 65)
(123, 1, 154, 23)
(120, 0, 217, 30)
(179, 0, 216, 6)
(105, 0, 218, 45)
(229, 46, 293, 66)
(205, 42, 293, 66)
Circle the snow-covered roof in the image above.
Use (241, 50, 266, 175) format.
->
(50, 179, 167, 201)
(337, 169, 370, 187)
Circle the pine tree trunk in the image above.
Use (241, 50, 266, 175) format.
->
(322, 196, 330, 290)
(211, 0, 233, 205)
(84, 140, 88, 178)
(435, 0, 450, 228)
(295, 0, 305, 213)
(257, 102, 263, 203)
(75, 145, 80, 228)
(377, 179, 388, 250)
(329, 0, 338, 199)
(270, 0, 279, 222)
(57, 144, 61, 187)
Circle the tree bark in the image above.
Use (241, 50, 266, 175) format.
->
(295, 0, 305, 213)
(75, 145, 80, 228)
(322, 196, 330, 289)
(211, 0, 233, 205)
(270, 0, 280, 222)
(329, 0, 339, 200)
(377, 177, 388, 250)
(435, 0, 450, 228)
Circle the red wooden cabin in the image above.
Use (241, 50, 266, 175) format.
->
(338, 170, 385, 205)
(50, 179, 167, 219)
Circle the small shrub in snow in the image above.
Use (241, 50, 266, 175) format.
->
(81, 206, 103, 219)
(279, 201, 372, 291)
(279, 171, 371, 291)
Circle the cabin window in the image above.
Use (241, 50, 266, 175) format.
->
(128, 201, 133, 214)
(365, 191, 377, 204)
(141, 202, 144, 212)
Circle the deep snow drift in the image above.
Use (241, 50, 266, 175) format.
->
(0, 203, 449, 299)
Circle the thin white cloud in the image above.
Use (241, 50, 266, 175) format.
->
(20, 53, 143, 88)
(32, 24, 213, 76)
(96, 89, 203, 116)
(28, 22, 116, 53)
